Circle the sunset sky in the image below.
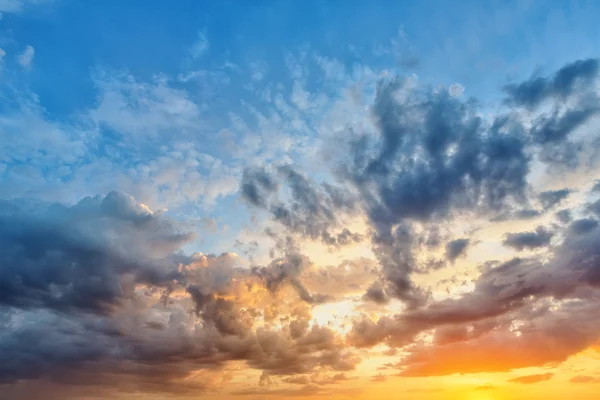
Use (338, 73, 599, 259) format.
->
(2, 1, 600, 399)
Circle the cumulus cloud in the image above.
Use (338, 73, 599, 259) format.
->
(0, 192, 360, 398)
(448, 82, 465, 97)
(17, 45, 34, 67)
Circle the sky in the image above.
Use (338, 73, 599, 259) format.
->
(2, 1, 600, 399)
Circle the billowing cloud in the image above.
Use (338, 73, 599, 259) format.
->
(0, 192, 361, 397)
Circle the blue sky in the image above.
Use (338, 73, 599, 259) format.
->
(2, 0, 600, 254)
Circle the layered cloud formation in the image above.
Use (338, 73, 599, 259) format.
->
(2, 2, 600, 399)
(2, 55, 600, 398)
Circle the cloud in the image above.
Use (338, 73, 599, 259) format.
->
(370, 373, 387, 382)
(588, 198, 600, 216)
(397, 301, 600, 376)
(188, 31, 209, 59)
(570, 375, 600, 383)
(539, 189, 571, 210)
(508, 373, 554, 384)
(3, 20, 600, 398)
(0, 192, 362, 397)
(241, 58, 600, 311)
(252, 252, 334, 304)
(448, 83, 465, 97)
(502, 226, 554, 251)
(556, 209, 572, 223)
(17, 45, 34, 67)
(241, 165, 362, 247)
(503, 58, 599, 109)
(0, 0, 51, 14)
(569, 218, 599, 235)
(445, 238, 470, 262)
(359, 218, 600, 376)
(502, 58, 600, 169)
(0, 191, 192, 313)
(531, 106, 599, 145)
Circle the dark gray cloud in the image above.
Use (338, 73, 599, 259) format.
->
(538, 140, 584, 169)
(241, 167, 278, 208)
(503, 226, 554, 251)
(503, 59, 600, 169)
(0, 191, 191, 314)
(347, 82, 530, 304)
(569, 218, 599, 235)
(530, 105, 599, 145)
(588, 198, 600, 216)
(538, 189, 571, 210)
(252, 252, 334, 304)
(363, 281, 389, 304)
(241, 165, 362, 247)
(503, 58, 599, 109)
(490, 208, 542, 222)
(445, 238, 470, 262)
(556, 209, 572, 223)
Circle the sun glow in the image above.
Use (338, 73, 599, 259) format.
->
(310, 299, 358, 334)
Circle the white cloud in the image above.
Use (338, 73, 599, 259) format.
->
(89, 70, 202, 141)
(18, 45, 34, 67)
(291, 80, 310, 110)
(0, 0, 50, 14)
(449, 82, 465, 97)
(188, 31, 209, 59)
(249, 61, 267, 82)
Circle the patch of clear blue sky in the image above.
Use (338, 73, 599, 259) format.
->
(2, 0, 600, 255)
(6, 0, 600, 114)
